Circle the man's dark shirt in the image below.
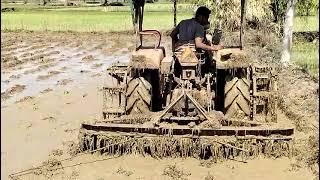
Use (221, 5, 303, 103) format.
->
(175, 18, 205, 43)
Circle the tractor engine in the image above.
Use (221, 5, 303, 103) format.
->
(175, 46, 198, 81)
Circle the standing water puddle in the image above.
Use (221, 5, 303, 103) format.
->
(1, 45, 129, 106)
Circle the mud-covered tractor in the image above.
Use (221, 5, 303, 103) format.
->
(79, 0, 294, 160)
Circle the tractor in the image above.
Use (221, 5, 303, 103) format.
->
(79, 0, 294, 159)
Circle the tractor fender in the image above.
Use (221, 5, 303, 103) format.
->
(131, 49, 164, 69)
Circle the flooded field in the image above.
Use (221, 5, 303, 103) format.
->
(1, 31, 137, 106)
(1, 31, 318, 180)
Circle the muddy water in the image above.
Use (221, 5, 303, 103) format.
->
(1, 40, 130, 107)
(1, 52, 128, 105)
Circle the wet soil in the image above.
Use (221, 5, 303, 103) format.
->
(1, 31, 318, 180)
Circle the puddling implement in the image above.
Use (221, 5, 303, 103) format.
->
(80, 120, 293, 160)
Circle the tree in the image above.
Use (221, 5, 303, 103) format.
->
(296, 0, 319, 16)
(281, 0, 296, 64)
(270, 0, 287, 24)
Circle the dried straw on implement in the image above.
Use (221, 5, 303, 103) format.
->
(79, 129, 292, 160)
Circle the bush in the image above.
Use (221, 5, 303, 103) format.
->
(189, 0, 319, 31)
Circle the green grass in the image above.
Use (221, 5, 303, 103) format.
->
(293, 16, 319, 76)
(294, 16, 319, 32)
(1, 3, 194, 32)
(1, 10, 192, 32)
(292, 40, 319, 76)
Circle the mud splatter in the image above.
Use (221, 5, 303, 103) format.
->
(57, 79, 73, 86)
(40, 88, 53, 94)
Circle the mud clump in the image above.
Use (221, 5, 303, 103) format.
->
(92, 63, 103, 69)
(33, 158, 63, 178)
(40, 88, 53, 94)
(9, 74, 21, 79)
(163, 164, 191, 180)
(51, 149, 63, 157)
(115, 167, 133, 176)
(38, 62, 58, 70)
(37, 71, 61, 81)
(91, 73, 102, 77)
(63, 141, 81, 157)
(81, 55, 95, 62)
(15, 96, 34, 103)
(1, 84, 26, 100)
(23, 68, 40, 75)
(38, 57, 55, 64)
(57, 79, 73, 86)
(1, 55, 21, 69)
(199, 111, 225, 128)
(49, 70, 61, 75)
(60, 66, 68, 71)
(37, 75, 51, 81)
(204, 173, 215, 180)
(199, 160, 214, 168)
(42, 116, 56, 123)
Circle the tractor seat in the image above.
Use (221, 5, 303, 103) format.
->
(131, 47, 165, 69)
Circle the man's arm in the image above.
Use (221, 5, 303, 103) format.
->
(195, 37, 223, 51)
(195, 24, 222, 51)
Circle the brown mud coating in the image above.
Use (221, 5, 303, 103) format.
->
(1, 31, 318, 180)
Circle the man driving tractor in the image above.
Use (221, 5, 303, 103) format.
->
(170, 6, 223, 52)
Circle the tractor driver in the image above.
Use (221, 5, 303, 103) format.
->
(170, 6, 223, 52)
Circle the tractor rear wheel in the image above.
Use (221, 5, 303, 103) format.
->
(224, 75, 250, 118)
(126, 77, 152, 114)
